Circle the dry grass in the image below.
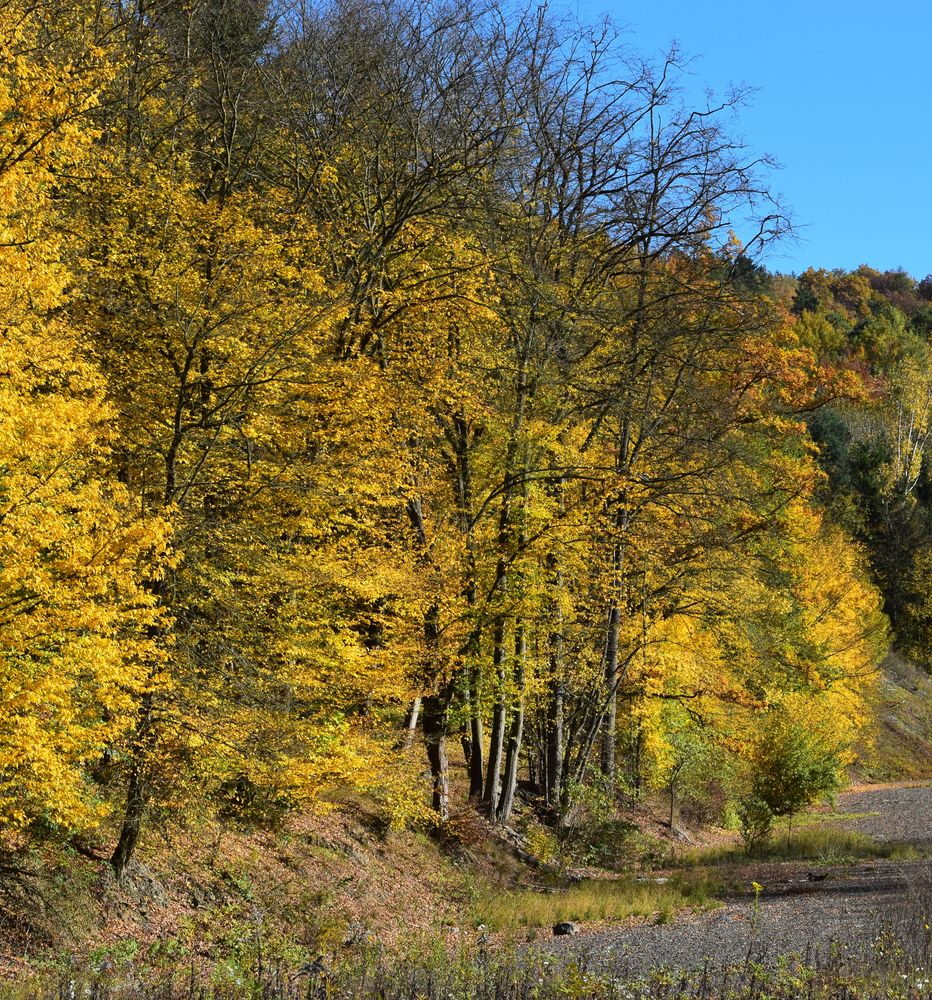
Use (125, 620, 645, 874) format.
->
(681, 826, 917, 866)
(473, 873, 719, 931)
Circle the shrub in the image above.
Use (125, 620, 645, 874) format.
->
(740, 710, 845, 851)
(738, 795, 774, 853)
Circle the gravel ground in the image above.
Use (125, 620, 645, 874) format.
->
(537, 783, 932, 975)
(835, 783, 932, 846)
(541, 863, 930, 975)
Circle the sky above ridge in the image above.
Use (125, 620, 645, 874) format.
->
(572, 0, 932, 279)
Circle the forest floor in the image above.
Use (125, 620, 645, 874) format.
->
(539, 781, 932, 975)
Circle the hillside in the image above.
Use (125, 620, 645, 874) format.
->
(0, 799, 479, 977)
(860, 654, 932, 781)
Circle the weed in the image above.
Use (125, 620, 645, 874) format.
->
(2, 927, 931, 1000)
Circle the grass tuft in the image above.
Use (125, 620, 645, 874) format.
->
(473, 873, 719, 931)
(682, 826, 918, 866)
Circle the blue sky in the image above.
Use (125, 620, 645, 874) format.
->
(572, 0, 932, 279)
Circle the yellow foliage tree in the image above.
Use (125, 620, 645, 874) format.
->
(0, 1, 167, 834)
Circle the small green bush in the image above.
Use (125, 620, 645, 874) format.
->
(740, 710, 845, 850)
(738, 795, 774, 854)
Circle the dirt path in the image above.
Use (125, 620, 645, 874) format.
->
(540, 783, 932, 975)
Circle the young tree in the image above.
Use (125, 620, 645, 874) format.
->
(740, 707, 846, 851)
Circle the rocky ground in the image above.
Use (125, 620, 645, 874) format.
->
(540, 782, 932, 975)
(837, 782, 932, 846)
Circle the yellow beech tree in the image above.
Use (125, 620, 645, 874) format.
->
(68, 14, 432, 865)
(0, 1, 167, 834)
(626, 457, 886, 810)
(74, 159, 397, 872)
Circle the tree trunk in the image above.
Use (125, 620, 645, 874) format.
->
(404, 494, 451, 822)
(542, 478, 566, 814)
(496, 622, 526, 825)
(460, 726, 472, 764)
(483, 343, 529, 815)
(667, 758, 685, 828)
(422, 695, 449, 821)
(602, 411, 631, 782)
(464, 566, 484, 800)
(631, 722, 643, 796)
(467, 672, 485, 799)
(545, 679, 564, 811)
(111, 762, 146, 879)
(545, 543, 565, 811)
(601, 597, 620, 778)
(448, 411, 485, 801)
(402, 696, 421, 749)
(110, 663, 159, 879)
(483, 611, 507, 815)
(601, 512, 627, 782)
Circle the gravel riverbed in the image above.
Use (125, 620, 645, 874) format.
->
(537, 783, 932, 976)
(835, 783, 932, 846)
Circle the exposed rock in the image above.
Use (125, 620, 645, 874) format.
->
(552, 921, 579, 936)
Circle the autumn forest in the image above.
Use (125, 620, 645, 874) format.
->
(2, 0, 930, 903)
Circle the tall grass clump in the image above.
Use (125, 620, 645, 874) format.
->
(683, 827, 918, 866)
(473, 874, 719, 932)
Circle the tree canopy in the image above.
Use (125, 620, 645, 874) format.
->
(0, 0, 902, 872)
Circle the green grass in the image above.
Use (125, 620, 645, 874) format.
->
(473, 873, 720, 932)
(681, 826, 918, 866)
(780, 810, 881, 826)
